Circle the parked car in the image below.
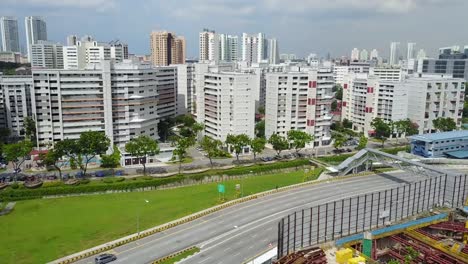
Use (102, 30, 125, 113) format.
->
(95, 253, 117, 264)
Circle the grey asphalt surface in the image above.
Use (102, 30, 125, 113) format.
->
(75, 170, 443, 264)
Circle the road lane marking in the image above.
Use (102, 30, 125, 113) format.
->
(81, 173, 418, 262)
(198, 257, 211, 263)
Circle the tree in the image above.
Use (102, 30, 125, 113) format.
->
(331, 100, 338, 111)
(255, 120, 265, 138)
(335, 85, 343, 100)
(257, 106, 265, 115)
(433, 117, 457, 132)
(101, 145, 122, 168)
(393, 119, 419, 141)
(3, 140, 33, 182)
(77, 131, 110, 176)
(176, 115, 204, 139)
(199, 136, 222, 168)
(332, 133, 346, 150)
(125, 136, 159, 175)
(40, 147, 66, 180)
(342, 118, 353, 129)
(268, 133, 289, 156)
(23, 116, 36, 141)
(158, 118, 175, 142)
(226, 134, 251, 163)
(287, 130, 314, 154)
(251, 137, 266, 161)
(356, 135, 368, 150)
(371, 118, 391, 148)
(59, 131, 110, 176)
(331, 121, 343, 132)
(171, 136, 195, 173)
(0, 127, 10, 143)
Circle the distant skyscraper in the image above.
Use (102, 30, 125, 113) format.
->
(407, 42, 416, 60)
(219, 34, 238, 62)
(199, 29, 218, 62)
(389, 42, 400, 65)
(417, 49, 427, 60)
(370, 49, 379, 60)
(242, 33, 269, 64)
(25, 16, 47, 62)
(351, 48, 360, 61)
(67, 35, 77, 46)
(359, 49, 369, 61)
(268, 38, 279, 64)
(150, 31, 185, 66)
(0, 17, 20, 52)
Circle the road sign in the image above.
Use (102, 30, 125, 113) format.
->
(217, 184, 225, 193)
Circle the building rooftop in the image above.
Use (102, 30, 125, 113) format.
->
(409, 130, 468, 142)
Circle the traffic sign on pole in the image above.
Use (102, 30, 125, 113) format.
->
(217, 184, 225, 193)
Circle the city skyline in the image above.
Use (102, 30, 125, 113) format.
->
(1, 0, 468, 58)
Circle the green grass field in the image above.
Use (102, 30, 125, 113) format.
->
(0, 168, 321, 264)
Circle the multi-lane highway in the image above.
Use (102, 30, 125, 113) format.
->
(74, 170, 443, 264)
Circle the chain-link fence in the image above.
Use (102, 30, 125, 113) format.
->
(277, 174, 468, 258)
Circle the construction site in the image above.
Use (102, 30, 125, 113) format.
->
(274, 149, 468, 264)
(275, 208, 468, 264)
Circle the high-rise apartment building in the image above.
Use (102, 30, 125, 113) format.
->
(359, 49, 369, 61)
(199, 72, 256, 141)
(389, 42, 400, 66)
(0, 75, 33, 136)
(416, 58, 468, 80)
(63, 37, 127, 70)
(370, 49, 379, 60)
(67, 35, 77, 46)
(31, 41, 63, 69)
(150, 31, 186, 66)
(0, 17, 20, 52)
(351, 48, 360, 61)
(242, 33, 268, 64)
(25, 16, 47, 62)
(30, 60, 164, 148)
(175, 64, 195, 115)
(219, 34, 239, 62)
(407, 42, 416, 60)
(265, 69, 334, 147)
(417, 49, 427, 60)
(268, 38, 279, 64)
(199, 29, 219, 63)
(342, 74, 464, 136)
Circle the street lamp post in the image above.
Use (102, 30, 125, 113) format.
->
(137, 199, 149, 235)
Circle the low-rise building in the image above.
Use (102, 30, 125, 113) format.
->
(410, 130, 468, 158)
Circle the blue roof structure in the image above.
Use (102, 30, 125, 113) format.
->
(445, 150, 468, 159)
(409, 130, 468, 143)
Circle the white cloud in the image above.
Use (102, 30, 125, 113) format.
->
(262, 0, 446, 14)
(161, 0, 256, 20)
(3, 0, 118, 12)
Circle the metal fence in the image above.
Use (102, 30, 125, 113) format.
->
(277, 174, 468, 258)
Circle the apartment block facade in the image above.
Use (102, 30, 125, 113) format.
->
(175, 64, 195, 115)
(342, 74, 465, 136)
(30, 61, 165, 148)
(0, 75, 33, 136)
(150, 31, 185, 66)
(265, 69, 334, 147)
(198, 72, 256, 142)
(31, 41, 64, 69)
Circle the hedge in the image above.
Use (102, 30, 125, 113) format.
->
(0, 159, 313, 202)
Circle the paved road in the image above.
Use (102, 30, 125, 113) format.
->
(75, 170, 442, 264)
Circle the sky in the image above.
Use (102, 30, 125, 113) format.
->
(1, 0, 468, 59)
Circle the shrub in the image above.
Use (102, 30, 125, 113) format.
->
(102, 178, 114, 184)
(79, 179, 90, 185)
(10, 183, 19, 189)
(116, 177, 125, 182)
(317, 154, 354, 165)
(42, 181, 64, 188)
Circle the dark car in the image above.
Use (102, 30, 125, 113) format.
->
(95, 253, 117, 264)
